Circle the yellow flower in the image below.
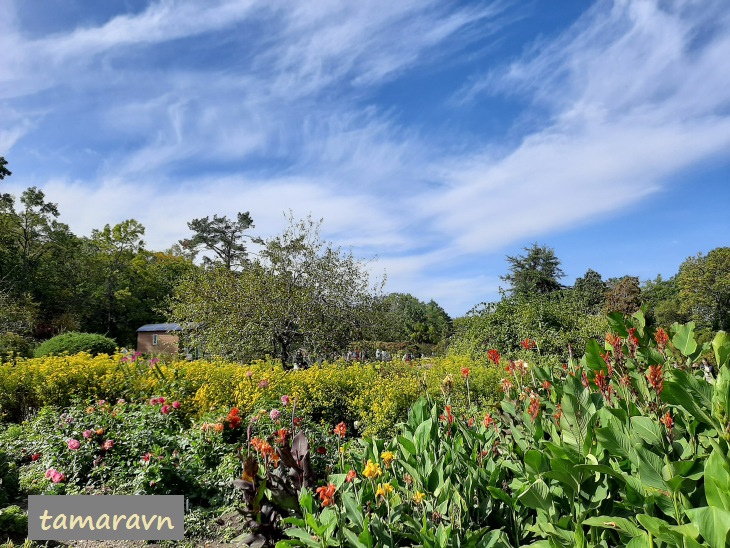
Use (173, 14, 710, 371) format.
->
(375, 482, 394, 499)
(413, 491, 425, 504)
(339, 446, 344, 454)
(380, 450, 395, 467)
(362, 460, 382, 479)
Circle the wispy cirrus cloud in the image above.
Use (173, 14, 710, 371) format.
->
(1, 0, 729, 315)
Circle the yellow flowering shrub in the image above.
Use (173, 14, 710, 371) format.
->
(0, 353, 502, 436)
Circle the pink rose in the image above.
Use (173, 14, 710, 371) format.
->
(52, 471, 66, 483)
(157, 397, 165, 404)
(150, 398, 158, 405)
(161, 405, 171, 415)
(82, 430, 93, 439)
(102, 440, 114, 451)
(172, 401, 181, 409)
(270, 409, 281, 421)
(281, 395, 290, 405)
(67, 439, 81, 450)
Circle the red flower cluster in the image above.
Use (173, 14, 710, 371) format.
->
(628, 328, 639, 348)
(553, 404, 563, 421)
(660, 411, 674, 430)
(461, 367, 470, 378)
(541, 380, 551, 391)
(647, 365, 664, 394)
(528, 394, 541, 422)
(439, 405, 454, 424)
(316, 483, 336, 507)
(487, 349, 501, 365)
(333, 421, 347, 438)
(225, 408, 242, 429)
(605, 333, 622, 349)
(274, 428, 290, 446)
(520, 339, 534, 350)
(251, 437, 275, 459)
(655, 328, 669, 350)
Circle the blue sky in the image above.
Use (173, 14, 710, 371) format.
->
(1, 0, 729, 316)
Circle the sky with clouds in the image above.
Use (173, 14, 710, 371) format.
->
(2, 0, 729, 316)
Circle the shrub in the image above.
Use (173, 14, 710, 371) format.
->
(0, 333, 33, 364)
(0, 450, 20, 506)
(34, 332, 117, 358)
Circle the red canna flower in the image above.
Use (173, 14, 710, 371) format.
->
(542, 380, 551, 390)
(333, 421, 347, 438)
(345, 469, 357, 483)
(553, 404, 563, 421)
(274, 428, 290, 445)
(439, 405, 454, 424)
(528, 394, 541, 422)
(461, 367, 470, 378)
(520, 339, 534, 350)
(660, 411, 674, 430)
(483, 414, 494, 428)
(468, 417, 475, 427)
(655, 328, 669, 350)
(316, 483, 337, 507)
(487, 349, 501, 365)
(581, 370, 590, 388)
(646, 365, 664, 394)
(628, 328, 639, 347)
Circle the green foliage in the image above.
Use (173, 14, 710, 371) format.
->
(574, 268, 607, 313)
(0, 506, 27, 538)
(171, 215, 384, 366)
(0, 450, 20, 507)
(376, 293, 452, 344)
(501, 243, 565, 297)
(678, 247, 730, 331)
(449, 289, 608, 361)
(604, 275, 642, 315)
(34, 332, 117, 357)
(181, 212, 256, 270)
(0, 333, 33, 363)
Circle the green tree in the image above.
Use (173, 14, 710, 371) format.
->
(604, 276, 642, 315)
(181, 212, 257, 270)
(500, 243, 565, 297)
(170, 216, 383, 366)
(641, 274, 687, 327)
(0, 157, 10, 180)
(377, 293, 452, 344)
(573, 268, 607, 313)
(87, 220, 146, 342)
(677, 247, 730, 331)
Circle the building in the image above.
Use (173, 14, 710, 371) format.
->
(136, 323, 182, 355)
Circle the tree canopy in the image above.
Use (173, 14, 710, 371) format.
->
(180, 212, 256, 270)
(500, 243, 565, 297)
(169, 216, 384, 365)
(678, 247, 730, 331)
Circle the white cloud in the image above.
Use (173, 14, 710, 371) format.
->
(2, 0, 730, 315)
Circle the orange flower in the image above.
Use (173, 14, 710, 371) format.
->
(520, 339, 534, 350)
(646, 365, 664, 394)
(553, 404, 563, 421)
(487, 349, 501, 364)
(274, 428, 290, 445)
(439, 405, 454, 424)
(528, 394, 540, 422)
(655, 328, 669, 349)
(96, 428, 104, 436)
(251, 437, 275, 459)
(542, 380, 551, 390)
(346, 469, 357, 483)
(501, 378, 513, 393)
(461, 367, 470, 378)
(333, 421, 347, 438)
(225, 407, 242, 429)
(483, 414, 493, 428)
(660, 411, 674, 429)
(316, 483, 337, 507)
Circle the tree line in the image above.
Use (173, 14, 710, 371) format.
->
(0, 158, 452, 361)
(449, 243, 730, 362)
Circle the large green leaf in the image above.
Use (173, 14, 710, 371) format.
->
(673, 322, 698, 357)
(631, 416, 664, 447)
(705, 448, 730, 511)
(518, 478, 551, 512)
(583, 516, 643, 538)
(607, 312, 629, 337)
(685, 506, 730, 548)
(584, 339, 607, 371)
(414, 418, 433, 453)
(712, 331, 730, 368)
(662, 369, 719, 429)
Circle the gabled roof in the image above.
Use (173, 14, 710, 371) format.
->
(136, 323, 183, 332)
